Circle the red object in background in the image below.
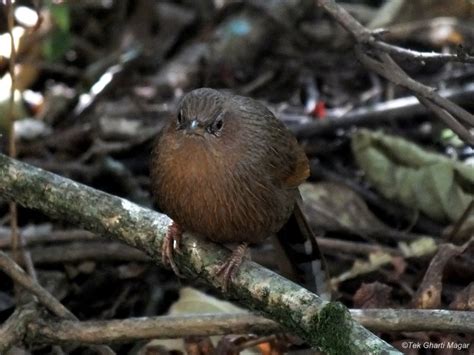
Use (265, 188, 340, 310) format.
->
(313, 100, 326, 119)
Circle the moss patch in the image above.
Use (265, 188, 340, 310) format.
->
(312, 302, 354, 355)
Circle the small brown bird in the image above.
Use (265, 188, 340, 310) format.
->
(151, 88, 325, 291)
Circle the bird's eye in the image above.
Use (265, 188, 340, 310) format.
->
(176, 110, 184, 127)
(215, 118, 223, 130)
(208, 117, 224, 135)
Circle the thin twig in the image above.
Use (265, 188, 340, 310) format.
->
(372, 41, 474, 65)
(380, 52, 474, 127)
(417, 97, 474, 145)
(4, 0, 37, 282)
(446, 199, 474, 242)
(24, 242, 148, 264)
(355, 48, 474, 144)
(6, 0, 16, 161)
(351, 309, 474, 333)
(0, 227, 97, 248)
(316, 0, 474, 144)
(5, 0, 20, 268)
(317, 0, 474, 65)
(316, 0, 372, 41)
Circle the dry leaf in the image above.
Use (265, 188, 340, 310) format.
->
(331, 251, 393, 287)
(398, 237, 438, 258)
(300, 181, 388, 232)
(331, 237, 438, 288)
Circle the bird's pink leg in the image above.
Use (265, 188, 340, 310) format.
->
(162, 222, 184, 277)
(216, 243, 248, 291)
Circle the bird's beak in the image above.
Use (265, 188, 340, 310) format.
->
(184, 119, 203, 136)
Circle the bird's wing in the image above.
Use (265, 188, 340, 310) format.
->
(274, 128, 310, 189)
(230, 93, 309, 189)
(280, 136, 310, 189)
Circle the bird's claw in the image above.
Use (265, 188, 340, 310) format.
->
(162, 222, 185, 278)
(216, 243, 248, 292)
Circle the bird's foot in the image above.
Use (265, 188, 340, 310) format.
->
(216, 243, 248, 292)
(162, 222, 184, 277)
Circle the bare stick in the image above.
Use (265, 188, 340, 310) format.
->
(351, 309, 474, 333)
(0, 228, 97, 248)
(372, 41, 474, 65)
(21, 309, 474, 346)
(27, 314, 280, 345)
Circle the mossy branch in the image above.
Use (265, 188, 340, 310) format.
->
(0, 154, 400, 354)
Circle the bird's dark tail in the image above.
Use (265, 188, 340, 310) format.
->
(274, 200, 331, 299)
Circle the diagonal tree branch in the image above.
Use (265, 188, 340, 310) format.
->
(0, 154, 401, 354)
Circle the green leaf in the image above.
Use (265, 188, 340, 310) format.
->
(42, 30, 71, 62)
(351, 129, 474, 224)
(42, 2, 71, 61)
(49, 2, 70, 32)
